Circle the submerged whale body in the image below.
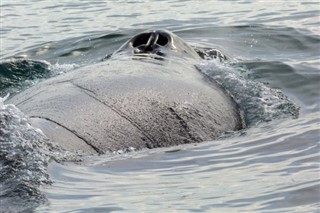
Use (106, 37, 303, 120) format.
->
(8, 30, 244, 154)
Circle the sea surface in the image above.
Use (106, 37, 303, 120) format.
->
(0, 0, 319, 212)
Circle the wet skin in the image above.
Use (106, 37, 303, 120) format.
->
(8, 30, 244, 154)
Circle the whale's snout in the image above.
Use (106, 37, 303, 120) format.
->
(131, 30, 170, 55)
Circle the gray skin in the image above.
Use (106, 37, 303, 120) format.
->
(8, 30, 244, 155)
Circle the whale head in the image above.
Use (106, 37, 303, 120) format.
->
(110, 29, 201, 61)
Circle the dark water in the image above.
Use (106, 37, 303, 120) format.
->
(1, 0, 319, 212)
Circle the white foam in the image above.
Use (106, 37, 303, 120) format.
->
(197, 60, 299, 126)
(48, 62, 79, 74)
(0, 93, 10, 107)
(0, 94, 79, 190)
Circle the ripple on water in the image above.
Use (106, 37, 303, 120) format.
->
(38, 116, 319, 212)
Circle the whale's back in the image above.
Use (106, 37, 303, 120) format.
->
(9, 60, 243, 154)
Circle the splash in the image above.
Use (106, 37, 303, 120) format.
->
(196, 59, 299, 126)
(48, 62, 79, 75)
(0, 94, 75, 212)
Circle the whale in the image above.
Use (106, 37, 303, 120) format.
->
(7, 30, 244, 154)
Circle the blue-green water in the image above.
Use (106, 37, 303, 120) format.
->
(1, 1, 319, 212)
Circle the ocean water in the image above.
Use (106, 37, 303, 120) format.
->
(0, 0, 319, 212)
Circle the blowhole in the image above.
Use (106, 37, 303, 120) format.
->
(157, 33, 169, 46)
(132, 33, 151, 47)
(132, 32, 169, 48)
